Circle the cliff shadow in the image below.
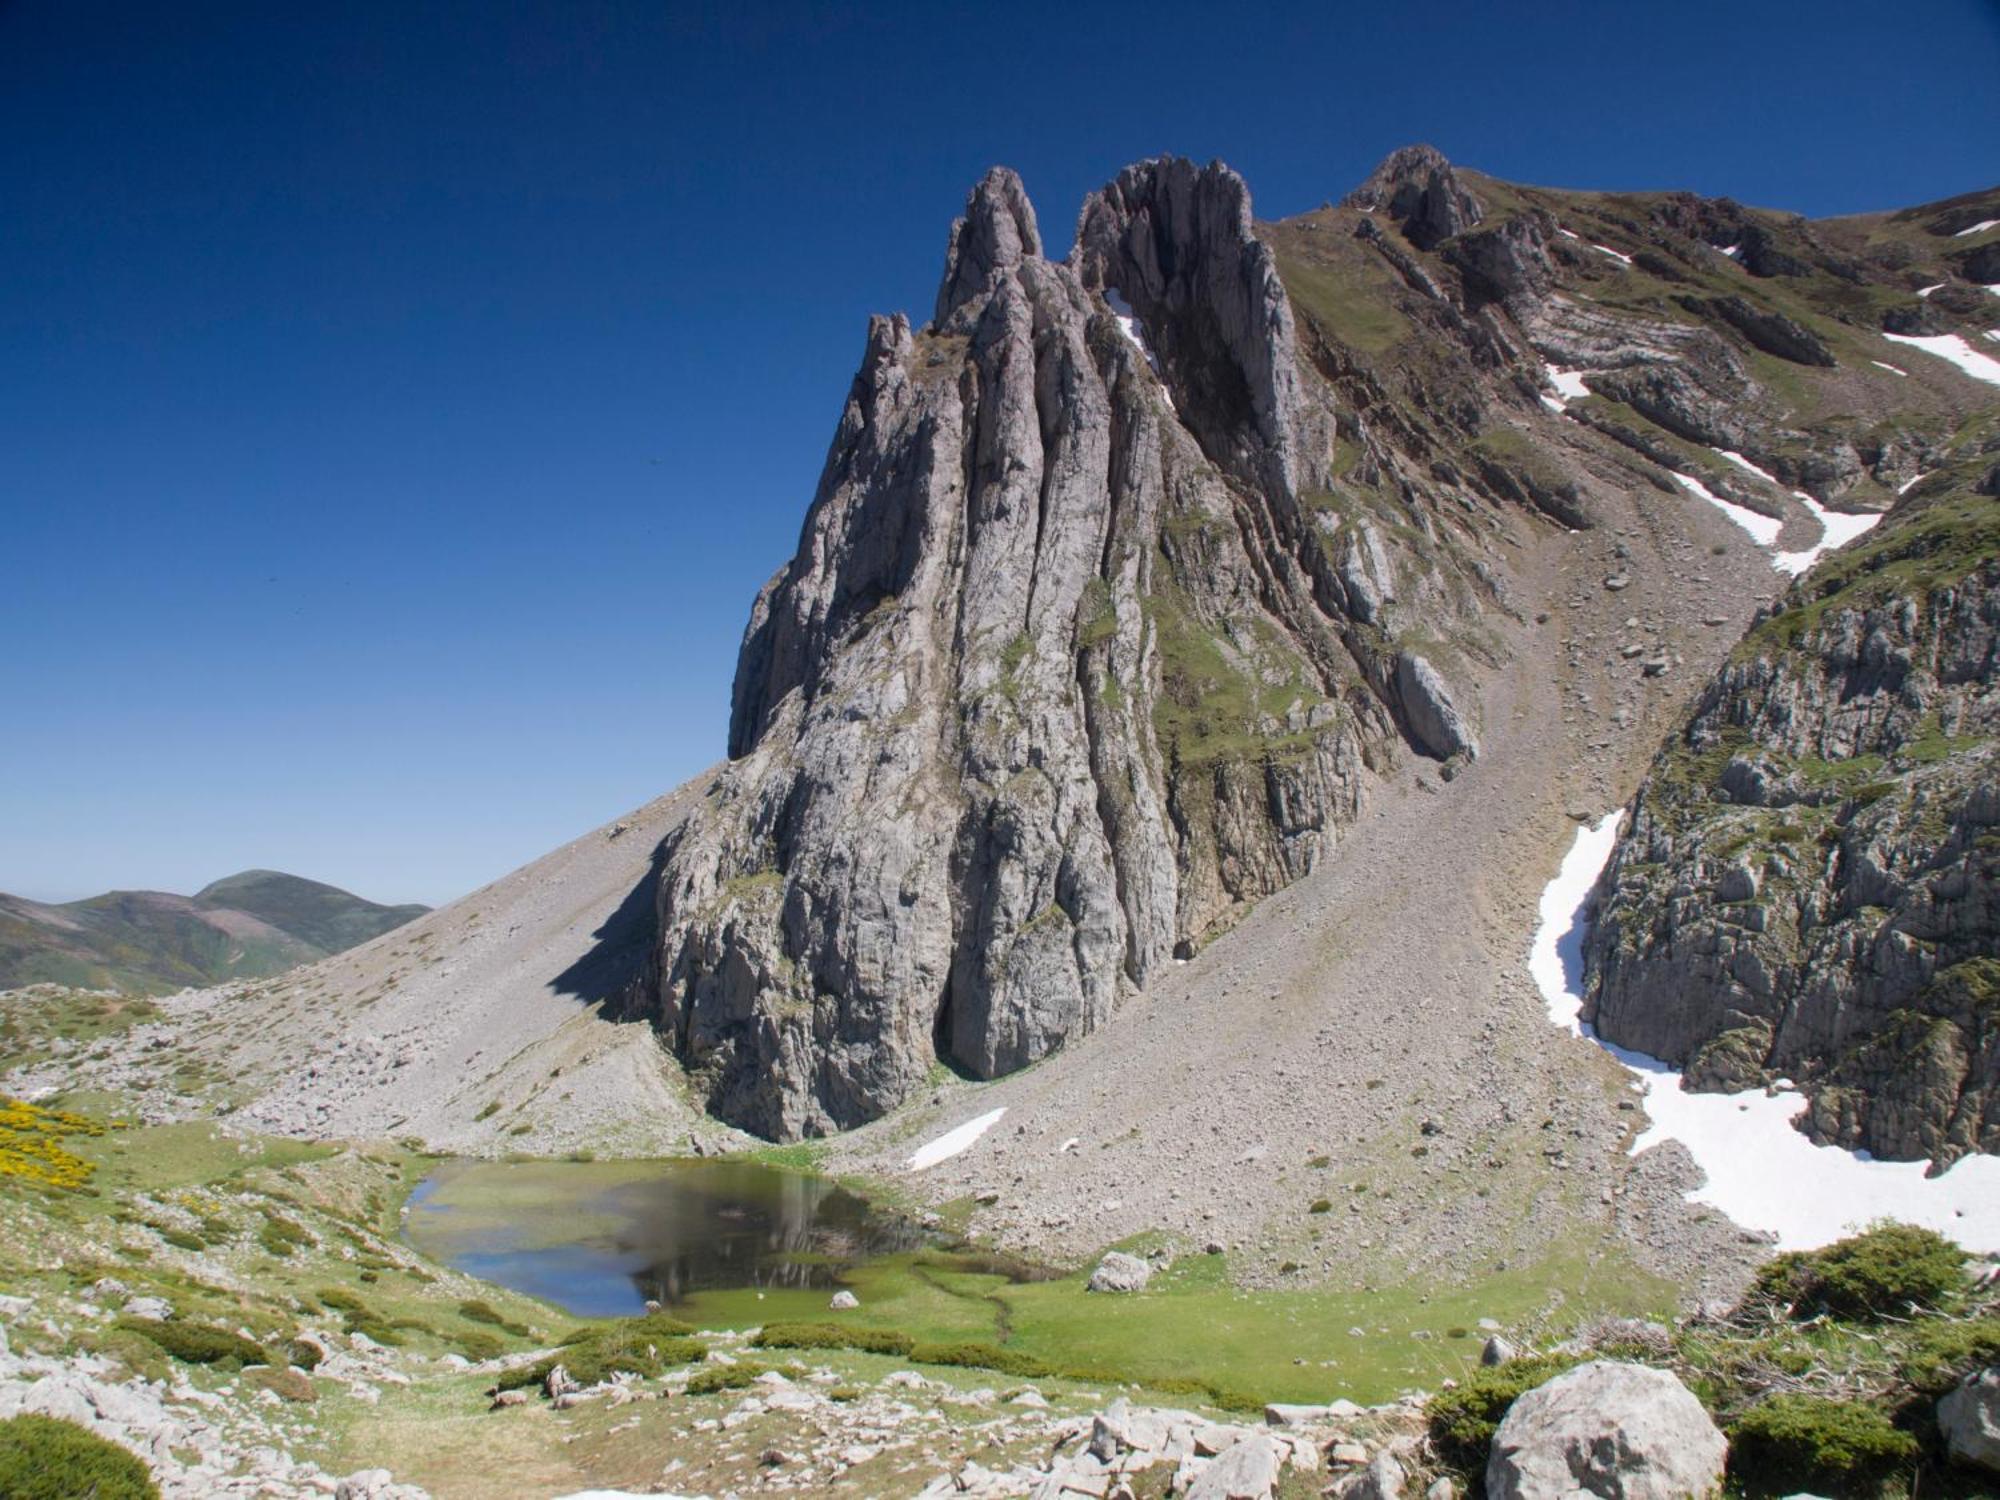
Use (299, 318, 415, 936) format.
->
(551, 841, 665, 1019)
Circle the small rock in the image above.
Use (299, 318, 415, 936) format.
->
(828, 1290, 860, 1310)
(122, 1297, 173, 1321)
(1480, 1336, 1518, 1367)
(1603, 575, 1630, 592)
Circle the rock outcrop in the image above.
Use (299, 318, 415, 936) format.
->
(1343, 144, 1484, 250)
(1585, 483, 2000, 1166)
(637, 159, 1506, 1137)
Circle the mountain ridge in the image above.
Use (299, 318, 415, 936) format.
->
(0, 869, 428, 995)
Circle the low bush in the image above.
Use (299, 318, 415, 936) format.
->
(114, 1317, 269, 1369)
(285, 1338, 323, 1371)
(1426, 1354, 1580, 1474)
(684, 1361, 767, 1395)
(752, 1322, 914, 1358)
(1728, 1394, 1918, 1494)
(455, 1330, 504, 1362)
(493, 1314, 706, 1392)
(911, 1340, 1051, 1379)
(1895, 1315, 2000, 1395)
(257, 1213, 312, 1258)
(1752, 1223, 1964, 1320)
(0, 1413, 158, 1499)
(457, 1299, 529, 1336)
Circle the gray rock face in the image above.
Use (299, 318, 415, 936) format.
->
(1186, 1434, 1281, 1500)
(1086, 1250, 1152, 1294)
(1485, 1360, 1726, 1500)
(1396, 652, 1478, 761)
(1939, 1365, 2000, 1472)
(1585, 519, 2000, 1166)
(640, 158, 1499, 1138)
(1344, 145, 1485, 250)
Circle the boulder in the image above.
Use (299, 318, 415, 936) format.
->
(1396, 652, 1478, 761)
(1486, 1360, 1726, 1499)
(1939, 1365, 2000, 1472)
(1087, 1251, 1152, 1294)
(1330, 1451, 1406, 1500)
(1187, 1434, 1281, 1500)
(122, 1296, 173, 1321)
(828, 1290, 860, 1310)
(1480, 1335, 1517, 1367)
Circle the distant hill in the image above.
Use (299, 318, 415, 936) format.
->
(0, 870, 428, 994)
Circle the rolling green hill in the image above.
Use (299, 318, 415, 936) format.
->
(0, 871, 428, 995)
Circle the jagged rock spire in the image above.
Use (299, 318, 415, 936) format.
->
(934, 167, 1043, 326)
(1344, 143, 1484, 249)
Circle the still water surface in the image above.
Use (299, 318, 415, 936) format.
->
(404, 1157, 926, 1317)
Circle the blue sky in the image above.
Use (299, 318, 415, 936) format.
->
(4, 0, 1996, 906)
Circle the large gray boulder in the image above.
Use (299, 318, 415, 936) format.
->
(1486, 1360, 1726, 1499)
(1086, 1251, 1152, 1294)
(1939, 1365, 2000, 1471)
(1187, 1433, 1281, 1500)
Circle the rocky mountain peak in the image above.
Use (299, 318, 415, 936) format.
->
(1343, 142, 1485, 249)
(935, 165, 1044, 325)
(1073, 156, 1304, 501)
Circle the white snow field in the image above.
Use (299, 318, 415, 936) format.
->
(1706, 451, 1882, 576)
(1883, 331, 2000, 387)
(1591, 242, 1634, 266)
(1671, 471, 1782, 546)
(907, 1106, 1007, 1170)
(1954, 219, 1998, 237)
(1870, 360, 1908, 376)
(1534, 813, 2000, 1252)
(1539, 364, 1591, 413)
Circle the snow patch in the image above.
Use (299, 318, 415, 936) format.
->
(1883, 330, 2000, 387)
(1870, 360, 1908, 376)
(1591, 243, 1634, 266)
(1917, 283, 1945, 299)
(1717, 243, 1742, 260)
(1954, 219, 1999, 237)
(1104, 288, 1175, 409)
(907, 1107, 1007, 1171)
(1899, 471, 1931, 496)
(1533, 814, 2000, 1252)
(1671, 471, 1782, 547)
(1773, 495, 1882, 577)
(1717, 449, 1782, 488)
(1546, 366, 1591, 402)
(1557, 227, 1581, 241)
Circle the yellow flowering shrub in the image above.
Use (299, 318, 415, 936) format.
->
(0, 1097, 104, 1192)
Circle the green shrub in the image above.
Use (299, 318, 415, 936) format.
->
(828, 1385, 863, 1402)
(1728, 1394, 1918, 1494)
(455, 1330, 504, 1362)
(285, 1338, 323, 1372)
(752, 1322, 915, 1358)
(457, 1299, 529, 1337)
(257, 1213, 312, 1258)
(910, 1340, 1052, 1378)
(114, 1318, 268, 1369)
(684, 1361, 766, 1395)
(0, 1413, 159, 1499)
(315, 1287, 368, 1315)
(1426, 1354, 1580, 1474)
(1895, 1315, 2000, 1395)
(1309, 1199, 1332, 1214)
(492, 1315, 707, 1392)
(1753, 1223, 1964, 1320)
(158, 1228, 204, 1252)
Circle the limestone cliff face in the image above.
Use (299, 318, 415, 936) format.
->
(640, 159, 1489, 1138)
(1584, 485, 2000, 1167)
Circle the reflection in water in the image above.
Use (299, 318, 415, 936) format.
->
(404, 1159, 928, 1317)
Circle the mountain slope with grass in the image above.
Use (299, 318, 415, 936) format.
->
(0, 871, 428, 995)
